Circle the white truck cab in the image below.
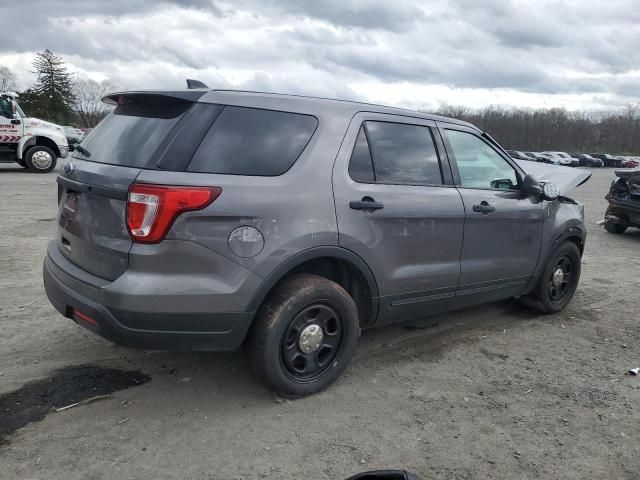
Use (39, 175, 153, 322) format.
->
(0, 92, 69, 172)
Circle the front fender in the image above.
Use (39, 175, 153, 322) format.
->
(522, 200, 586, 295)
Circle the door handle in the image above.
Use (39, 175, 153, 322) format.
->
(350, 196, 384, 211)
(472, 201, 495, 214)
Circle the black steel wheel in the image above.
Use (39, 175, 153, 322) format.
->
(548, 255, 573, 302)
(281, 304, 344, 382)
(522, 241, 581, 314)
(248, 273, 360, 397)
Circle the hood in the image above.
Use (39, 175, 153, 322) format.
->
(24, 117, 65, 134)
(515, 160, 591, 195)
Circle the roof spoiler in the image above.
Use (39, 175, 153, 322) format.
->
(186, 79, 209, 89)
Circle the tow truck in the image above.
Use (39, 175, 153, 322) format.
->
(0, 92, 69, 173)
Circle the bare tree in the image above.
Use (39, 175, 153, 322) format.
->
(73, 76, 117, 128)
(0, 66, 17, 92)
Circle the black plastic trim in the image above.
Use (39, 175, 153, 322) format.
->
(56, 175, 128, 200)
(246, 246, 380, 323)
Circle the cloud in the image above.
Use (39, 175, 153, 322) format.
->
(1, 0, 639, 111)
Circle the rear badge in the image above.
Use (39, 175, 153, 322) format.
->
(63, 162, 74, 175)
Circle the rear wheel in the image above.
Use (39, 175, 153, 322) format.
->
(247, 273, 360, 398)
(604, 222, 627, 234)
(25, 146, 57, 173)
(523, 242, 581, 314)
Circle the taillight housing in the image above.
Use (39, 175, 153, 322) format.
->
(126, 184, 221, 243)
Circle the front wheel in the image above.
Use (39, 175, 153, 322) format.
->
(247, 273, 360, 398)
(25, 146, 57, 173)
(523, 242, 581, 314)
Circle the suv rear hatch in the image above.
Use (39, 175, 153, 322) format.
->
(56, 92, 208, 281)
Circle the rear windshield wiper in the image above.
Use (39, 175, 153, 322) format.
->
(75, 145, 92, 158)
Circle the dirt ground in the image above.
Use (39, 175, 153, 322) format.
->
(0, 163, 639, 480)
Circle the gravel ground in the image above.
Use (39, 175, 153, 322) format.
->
(0, 163, 639, 480)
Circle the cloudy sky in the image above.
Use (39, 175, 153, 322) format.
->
(1, 0, 639, 111)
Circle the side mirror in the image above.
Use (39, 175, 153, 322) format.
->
(521, 173, 543, 197)
(10, 100, 17, 116)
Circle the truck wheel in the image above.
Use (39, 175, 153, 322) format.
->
(522, 242, 581, 314)
(247, 273, 360, 398)
(604, 222, 627, 234)
(25, 146, 57, 173)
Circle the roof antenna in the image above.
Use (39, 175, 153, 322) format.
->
(186, 79, 209, 89)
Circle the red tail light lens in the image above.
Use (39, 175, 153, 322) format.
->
(126, 184, 221, 243)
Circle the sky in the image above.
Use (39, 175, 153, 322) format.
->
(1, 0, 639, 112)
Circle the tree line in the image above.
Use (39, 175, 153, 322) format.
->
(434, 104, 640, 155)
(2, 50, 639, 153)
(0, 49, 115, 128)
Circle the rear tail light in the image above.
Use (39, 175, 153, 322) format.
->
(126, 184, 221, 243)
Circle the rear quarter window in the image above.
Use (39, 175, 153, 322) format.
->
(187, 106, 318, 176)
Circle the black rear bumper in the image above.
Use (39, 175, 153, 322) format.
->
(43, 256, 255, 351)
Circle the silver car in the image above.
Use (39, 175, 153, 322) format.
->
(44, 87, 590, 396)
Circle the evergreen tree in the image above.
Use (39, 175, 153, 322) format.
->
(31, 49, 75, 124)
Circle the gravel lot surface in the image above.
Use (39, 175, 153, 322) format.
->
(1, 163, 639, 480)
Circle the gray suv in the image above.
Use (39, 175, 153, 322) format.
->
(43, 88, 590, 397)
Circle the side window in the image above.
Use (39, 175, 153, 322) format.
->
(348, 126, 375, 183)
(0, 98, 11, 118)
(365, 121, 442, 185)
(445, 129, 518, 190)
(188, 106, 318, 176)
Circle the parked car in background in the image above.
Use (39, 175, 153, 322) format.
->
(604, 168, 640, 234)
(619, 157, 639, 168)
(591, 154, 624, 168)
(524, 152, 560, 165)
(507, 150, 537, 161)
(577, 154, 604, 168)
(542, 151, 579, 167)
(43, 86, 591, 397)
(63, 126, 84, 152)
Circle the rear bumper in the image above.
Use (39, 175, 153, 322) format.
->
(43, 244, 257, 351)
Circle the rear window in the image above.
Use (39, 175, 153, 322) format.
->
(72, 96, 192, 168)
(187, 106, 318, 176)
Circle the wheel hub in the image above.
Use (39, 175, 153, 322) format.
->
(32, 150, 53, 169)
(298, 324, 323, 354)
(552, 268, 564, 288)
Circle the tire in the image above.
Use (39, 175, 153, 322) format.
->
(522, 242, 581, 314)
(247, 273, 360, 398)
(25, 146, 57, 173)
(604, 222, 627, 234)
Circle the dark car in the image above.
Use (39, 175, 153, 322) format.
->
(43, 85, 590, 397)
(507, 150, 537, 161)
(591, 154, 624, 168)
(577, 154, 604, 168)
(524, 152, 560, 164)
(604, 168, 640, 234)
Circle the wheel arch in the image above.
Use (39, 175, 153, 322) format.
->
(20, 136, 61, 158)
(522, 223, 585, 296)
(247, 247, 380, 327)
